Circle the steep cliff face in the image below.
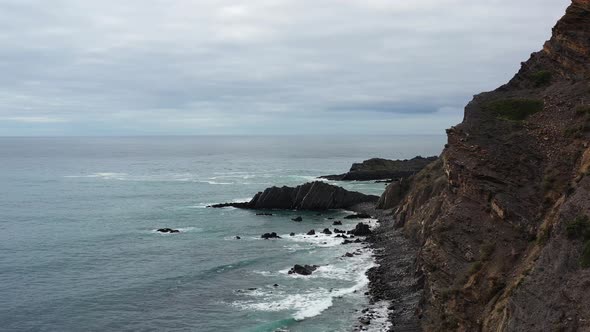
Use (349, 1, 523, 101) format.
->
(385, 1, 590, 330)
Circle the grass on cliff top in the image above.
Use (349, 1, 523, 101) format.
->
(483, 98, 544, 121)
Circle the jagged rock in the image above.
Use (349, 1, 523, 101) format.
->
(210, 181, 378, 210)
(349, 223, 371, 236)
(261, 232, 281, 239)
(291, 216, 303, 222)
(334, 228, 346, 234)
(306, 229, 316, 236)
(288, 264, 319, 276)
(320, 156, 437, 181)
(344, 252, 354, 257)
(157, 228, 179, 233)
(322, 228, 332, 235)
(333, 220, 343, 225)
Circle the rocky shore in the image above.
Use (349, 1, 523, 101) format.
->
(320, 156, 437, 181)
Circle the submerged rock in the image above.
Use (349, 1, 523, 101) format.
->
(261, 232, 281, 239)
(291, 216, 303, 222)
(210, 181, 378, 210)
(288, 264, 319, 276)
(157, 228, 180, 233)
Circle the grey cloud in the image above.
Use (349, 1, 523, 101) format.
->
(0, 0, 572, 135)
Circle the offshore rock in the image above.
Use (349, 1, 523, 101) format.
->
(320, 156, 437, 181)
(210, 181, 378, 210)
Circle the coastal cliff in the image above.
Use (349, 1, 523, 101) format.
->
(378, 1, 590, 330)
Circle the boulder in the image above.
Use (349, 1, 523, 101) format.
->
(307, 229, 316, 236)
(256, 213, 273, 216)
(288, 264, 319, 276)
(292, 216, 303, 222)
(290, 232, 296, 236)
(210, 181, 378, 211)
(349, 223, 372, 236)
(261, 232, 281, 239)
(333, 220, 343, 225)
(322, 228, 332, 235)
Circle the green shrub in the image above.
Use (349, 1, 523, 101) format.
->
(532, 70, 552, 87)
(581, 241, 590, 268)
(575, 105, 590, 116)
(468, 261, 483, 275)
(483, 99, 544, 121)
(566, 215, 590, 240)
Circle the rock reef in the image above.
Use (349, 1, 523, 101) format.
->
(210, 181, 378, 210)
(320, 156, 437, 181)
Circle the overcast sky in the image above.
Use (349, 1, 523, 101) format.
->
(0, 0, 570, 136)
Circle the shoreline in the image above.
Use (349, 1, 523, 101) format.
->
(350, 203, 422, 331)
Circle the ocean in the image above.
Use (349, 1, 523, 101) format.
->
(0, 136, 444, 332)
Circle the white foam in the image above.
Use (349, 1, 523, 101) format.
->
(282, 233, 344, 248)
(362, 301, 393, 332)
(233, 264, 372, 321)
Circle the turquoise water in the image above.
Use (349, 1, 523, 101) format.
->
(0, 136, 444, 332)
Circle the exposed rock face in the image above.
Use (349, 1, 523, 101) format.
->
(210, 181, 378, 210)
(377, 2, 590, 330)
(320, 156, 437, 181)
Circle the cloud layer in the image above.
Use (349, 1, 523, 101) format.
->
(0, 0, 570, 135)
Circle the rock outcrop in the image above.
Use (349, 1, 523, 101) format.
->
(320, 156, 437, 181)
(210, 181, 378, 210)
(377, 2, 590, 330)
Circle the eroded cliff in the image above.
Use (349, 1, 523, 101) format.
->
(382, 1, 590, 330)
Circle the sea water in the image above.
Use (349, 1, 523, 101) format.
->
(0, 136, 444, 332)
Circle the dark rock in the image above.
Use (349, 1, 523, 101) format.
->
(261, 232, 281, 239)
(210, 181, 378, 210)
(288, 264, 319, 276)
(354, 238, 363, 243)
(344, 213, 372, 219)
(256, 213, 273, 216)
(319, 156, 437, 181)
(273, 284, 279, 287)
(342, 240, 354, 245)
(290, 232, 296, 236)
(157, 228, 180, 233)
(307, 229, 316, 236)
(359, 317, 371, 325)
(349, 223, 372, 236)
(334, 228, 346, 234)
(344, 252, 354, 257)
(235, 236, 241, 239)
(322, 228, 332, 235)
(292, 216, 303, 222)
(333, 220, 343, 225)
